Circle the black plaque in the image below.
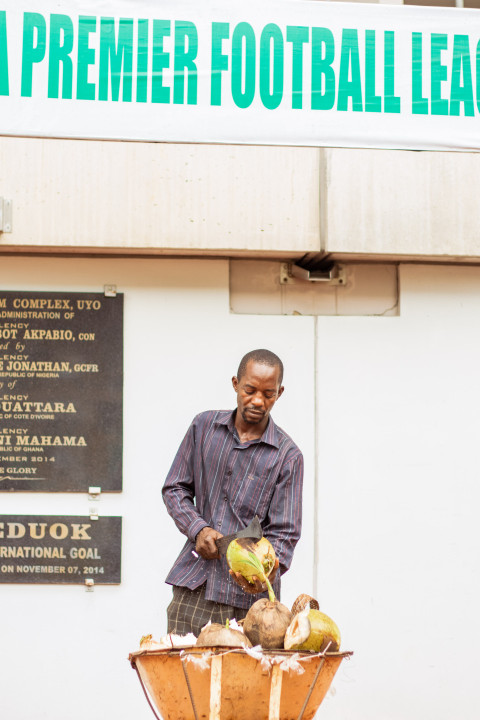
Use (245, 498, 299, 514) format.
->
(0, 514, 121, 584)
(0, 291, 123, 492)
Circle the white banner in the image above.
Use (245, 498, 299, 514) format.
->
(0, 0, 479, 151)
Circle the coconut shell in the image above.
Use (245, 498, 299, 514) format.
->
(291, 594, 320, 615)
(243, 598, 292, 649)
(196, 623, 252, 648)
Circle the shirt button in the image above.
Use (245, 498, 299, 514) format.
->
(226, 470, 232, 476)
(223, 496, 228, 501)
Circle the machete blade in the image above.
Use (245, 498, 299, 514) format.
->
(215, 515, 263, 556)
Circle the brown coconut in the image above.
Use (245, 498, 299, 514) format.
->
(196, 623, 252, 648)
(243, 598, 292, 649)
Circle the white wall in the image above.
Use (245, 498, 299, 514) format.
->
(0, 257, 479, 720)
(315, 264, 480, 720)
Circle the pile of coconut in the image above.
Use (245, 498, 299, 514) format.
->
(141, 536, 340, 653)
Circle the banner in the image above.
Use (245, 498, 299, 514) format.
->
(0, 0, 479, 151)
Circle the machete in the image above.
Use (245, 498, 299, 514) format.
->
(215, 515, 263, 556)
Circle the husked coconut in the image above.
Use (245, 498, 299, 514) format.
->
(196, 623, 252, 648)
(243, 599, 292, 649)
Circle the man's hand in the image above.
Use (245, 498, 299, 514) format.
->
(229, 558, 279, 594)
(195, 527, 223, 560)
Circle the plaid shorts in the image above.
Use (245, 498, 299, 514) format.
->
(167, 584, 249, 636)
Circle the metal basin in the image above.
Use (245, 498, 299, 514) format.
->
(129, 646, 351, 720)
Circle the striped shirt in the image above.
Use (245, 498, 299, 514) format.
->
(162, 409, 303, 609)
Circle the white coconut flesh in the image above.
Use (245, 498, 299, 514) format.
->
(284, 606, 311, 650)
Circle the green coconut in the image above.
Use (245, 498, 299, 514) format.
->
(284, 607, 341, 652)
(226, 536, 276, 601)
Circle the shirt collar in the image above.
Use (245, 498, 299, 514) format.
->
(216, 409, 280, 449)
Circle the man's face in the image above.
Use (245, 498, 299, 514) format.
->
(232, 361, 284, 426)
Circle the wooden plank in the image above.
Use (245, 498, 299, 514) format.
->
(268, 664, 283, 720)
(209, 654, 223, 720)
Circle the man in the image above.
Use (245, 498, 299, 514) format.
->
(162, 348, 303, 636)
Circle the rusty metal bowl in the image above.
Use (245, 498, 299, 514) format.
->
(129, 646, 352, 720)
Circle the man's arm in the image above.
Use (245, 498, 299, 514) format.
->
(162, 417, 222, 557)
(162, 418, 209, 543)
(262, 451, 304, 577)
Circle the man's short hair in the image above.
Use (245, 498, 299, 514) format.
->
(237, 349, 284, 386)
